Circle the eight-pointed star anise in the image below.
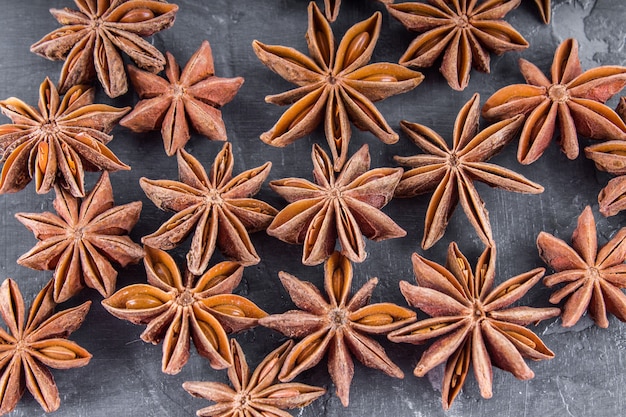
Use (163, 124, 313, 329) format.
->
(388, 243, 560, 410)
(253, 2, 423, 171)
(102, 246, 267, 375)
(259, 251, 416, 406)
(394, 93, 543, 250)
(387, 0, 529, 91)
(30, 0, 178, 98)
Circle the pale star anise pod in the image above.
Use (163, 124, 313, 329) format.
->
(537, 206, 626, 328)
(0, 78, 130, 197)
(30, 0, 178, 98)
(387, 0, 529, 91)
(102, 246, 267, 375)
(183, 339, 326, 417)
(483, 38, 626, 164)
(267, 144, 406, 266)
(120, 40, 244, 156)
(0, 279, 91, 414)
(15, 172, 143, 303)
(394, 93, 543, 250)
(388, 243, 560, 410)
(253, 2, 423, 171)
(141, 143, 277, 275)
(259, 252, 416, 406)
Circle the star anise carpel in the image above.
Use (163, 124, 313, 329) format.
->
(319, 0, 394, 22)
(533, 0, 551, 23)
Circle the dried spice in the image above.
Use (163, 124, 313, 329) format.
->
(259, 252, 416, 406)
(183, 339, 326, 417)
(31, 0, 178, 98)
(120, 40, 244, 156)
(102, 246, 266, 374)
(534, 0, 551, 23)
(388, 243, 559, 409)
(394, 93, 543, 250)
(0, 279, 91, 414)
(0, 78, 129, 197)
(319, 0, 393, 22)
(268, 144, 405, 266)
(141, 143, 277, 275)
(253, 2, 423, 170)
(483, 38, 626, 164)
(387, 0, 528, 91)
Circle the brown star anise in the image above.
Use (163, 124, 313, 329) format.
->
(30, 0, 178, 98)
(15, 172, 143, 303)
(533, 0, 551, 23)
(482, 38, 626, 164)
(387, 0, 529, 91)
(120, 40, 244, 156)
(388, 243, 560, 410)
(0, 78, 130, 197)
(102, 246, 267, 374)
(394, 93, 543, 250)
(183, 339, 326, 417)
(259, 251, 416, 406)
(319, 0, 393, 22)
(537, 206, 626, 328)
(267, 144, 405, 266)
(253, 2, 423, 170)
(0, 279, 91, 414)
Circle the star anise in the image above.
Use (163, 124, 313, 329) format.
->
(387, 0, 529, 91)
(388, 243, 560, 410)
(0, 78, 130, 197)
(267, 144, 405, 266)
(0, 279, 91, 414)
(259, 251, 416, 406)
(318, 0, 393, 22)
(141, 143, 277, 275)
(183, 339, 326, 417)
(120, 40, 244, 156)
(533, 0, 551, 23)
(253, 2, 423, 170)
(102, 246, 267, 374)
(482, 38, 626, 164)
(30, 0, 178, 98)
(537, 206, 626, 328)
(394, 93, 543, 250)
(15, 172, 143, 303)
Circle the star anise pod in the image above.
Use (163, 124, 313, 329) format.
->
(394, 93, 543, 250)
(483, 38, 626, 164)
(267, 144, 405, 266)
(387, 0, 529, 91)
(183, 339, 326, 417)
(0, 279, 91, 414)
(15, 172, 143, 303)
(259, 251, 416, 406)
(537, 206, 626, 328)
(141, 143, 277, 275)
(120, 40, 244, 156)
(533, 0, 551, 23)
(102, 246, 267, 374)
(0, 78, 130, 197)
(30, 0, 178, 98)
(253, 2, 423, 170)
(388, 243, 560, 410)
(319, 0, 394, 22)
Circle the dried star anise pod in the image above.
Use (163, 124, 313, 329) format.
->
(387, 0, 528, 91)
(388, 243, 560, 410)
(31, 0, 178, 98)
(120, 40, 244, 156)
(102, 246, 267, 374)
(259, 251, 416, 406)
(537, 206, 626, 328)
(253, 2, 423, 170)
(0, 279, 91, 414)
(15, 172, 143, 303)
(483, 38, 626, 164)
(533, 0, 551, 23)
(319, 0, 393, 22)
(394, 93, 543, 250)
(0, 78, 129, 197)
(267, 144, 405, 266)
(183, 339, 326, 417)
(141, 143, 277, 275)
